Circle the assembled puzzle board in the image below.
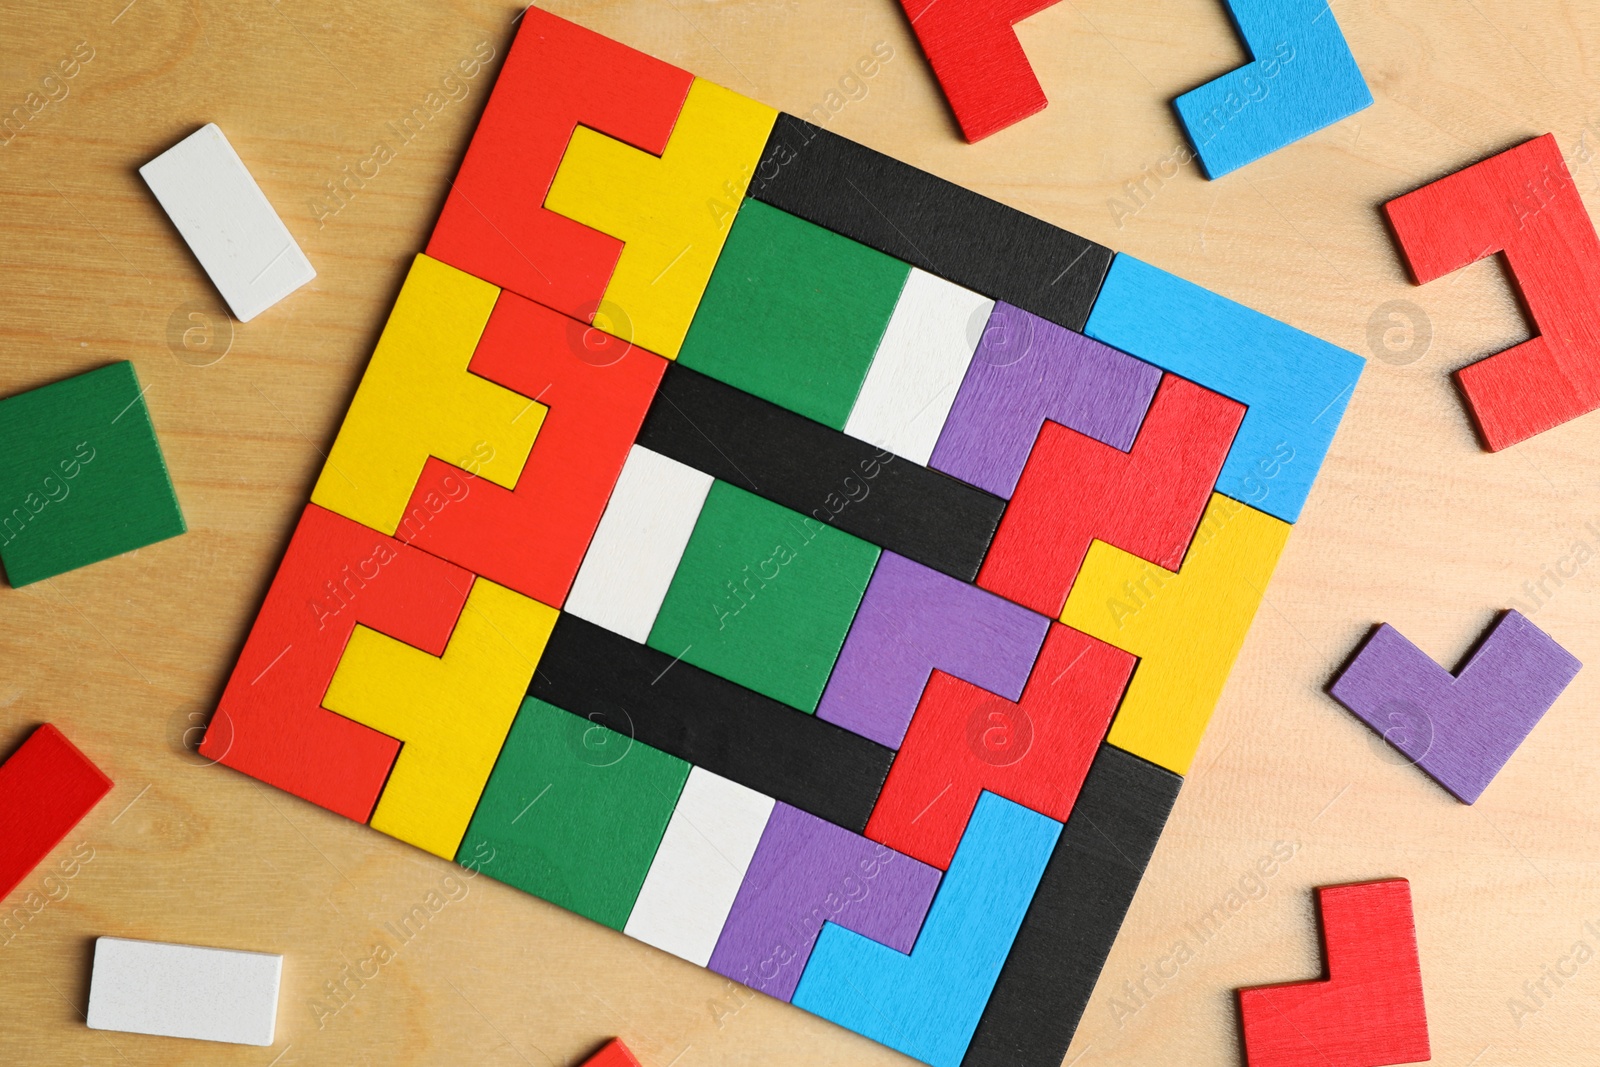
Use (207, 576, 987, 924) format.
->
(202, 9, 1365, 1066)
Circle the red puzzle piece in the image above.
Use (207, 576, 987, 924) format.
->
(582, 1038, 642, 1067)
(0, 724, 112, 901)
(202, 503, 472, 822)
(425, 7, 693, 320)
(1239, 879, 1430, 1067)
(1385, 133, 1600, 450)
(897, 0, 1064, 142)
(864, 624, 1134, 869)
(401, 292, 666, 607)
(978, 373, 1245, 618)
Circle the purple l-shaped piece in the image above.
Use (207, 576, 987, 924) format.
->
(929, 302, 1161, 498)
(1330, 610, 1581, 803)
(816, 551, 1051, 749)
(706, 803, 941, 1002)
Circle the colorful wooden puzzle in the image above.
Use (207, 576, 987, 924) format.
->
(0, 724, 112, 902)
(1386, 133, 1600, 450)
(1238, 879, 1430, 1067)
(1331, 611, 1581, 803)
(202, 9, 1364, 1065)
(0, 360, 185, 588)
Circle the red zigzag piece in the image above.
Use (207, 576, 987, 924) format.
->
(978, 373, 1245, 618)
(897, 0, 1064, 143)
(1386, 133, 1600, 450)
(203, 504, 472, 822)
(1239, 879, 1430, 1067)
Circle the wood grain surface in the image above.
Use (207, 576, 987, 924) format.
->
(2, 1, 1598, 1064)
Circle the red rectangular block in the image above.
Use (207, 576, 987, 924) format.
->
(1, 724, 112, 901)
(202, 503, 472, 822)
(401, 292, 666, 606)
(1386, 134, 1600, 450)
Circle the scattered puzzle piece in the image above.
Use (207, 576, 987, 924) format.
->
(1238, 879, 1430, 1067)
(0, 361, 185, 587)
(582, 1039, 643, 1067)
(1062, 493, 1289, 775)
(1330, 611, 1581, 803)
(930, 302, 1162, 499)
(816, 551, 1051, 750)
(311, 254, 545, 539)
(1174, 0, 1372, 178)
(979, 373, 1245, 617)
(459, 697, 689, 930)
(204, 503, 472, 822)
(1385, 134, 1600, 450)
(708, 802, 942, 1003)
(400, 291, 666, 605)
(896, 0, 1064, 142)
(140, 123, 315, 321)
(625, 767, 776, 966)
(793, 792, 1060, 1067)
(426, 7, 693, 318)
(323, 577, 557, 859)
(1085, 254, 1365, 523)
(87, 936, 282, 1047)
(0, 724, 112, 902)
(677, 198, 910, 426)
(546, 78, 777, 358)
(865, 624, 1134, 869)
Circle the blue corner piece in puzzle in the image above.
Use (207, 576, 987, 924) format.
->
(791, 792, 1060, 1067)
(1174, 0, 1373, 178)
(1085, 254, 1364, 524)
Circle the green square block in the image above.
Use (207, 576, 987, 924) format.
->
(0, 361, 185, 587)
(458, 697, 690, 931)
(648, 481, 880, 713)
(678, 199, 911, 429)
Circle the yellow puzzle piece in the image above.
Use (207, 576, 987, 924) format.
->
(323, 578, 559, 859)
(1062, 493, 1290, 775)
(545, 77, 776, 358)
(311, 253, 547, 536)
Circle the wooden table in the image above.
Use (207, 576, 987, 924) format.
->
(3, 1, 1597, 1063)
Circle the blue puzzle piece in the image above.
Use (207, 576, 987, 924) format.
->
(1174, 0, 1372, 178)
(791, 792, 1060, 1067)
(1085, 254, 1364, 523)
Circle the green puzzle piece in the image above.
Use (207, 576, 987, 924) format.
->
(678, 198, 910, 429)
(458, 698, 690, 930)
(0, 361, 186, 587)
(648, 481, 880, 713)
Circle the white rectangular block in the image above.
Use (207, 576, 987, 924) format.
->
(564, 445, 714, 643)
(87, 936, 282, 1046)
(625, 768, 775, 966)
(844, 269, 994, 464)
(140, 123, 315, 322)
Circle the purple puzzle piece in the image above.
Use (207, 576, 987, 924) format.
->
(1330, 611, 1581, 803)
(706, 802, 941, 1002)
(815, 551, 1051, 749)
(929, 302, 1162, 498)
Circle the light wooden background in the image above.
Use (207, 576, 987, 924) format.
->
(2, 0, 1597, 1064)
